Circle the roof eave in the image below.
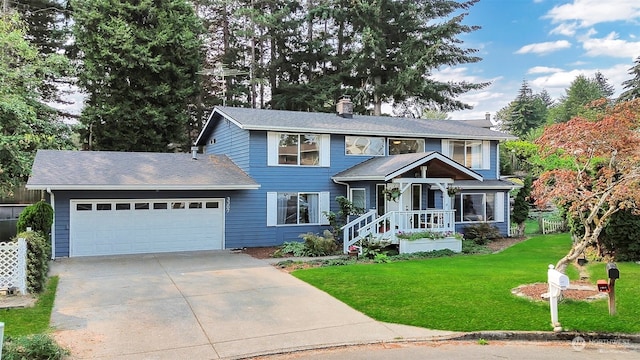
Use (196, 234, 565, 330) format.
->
(243, 125, 513, 140)
(26, 184, 261, 191)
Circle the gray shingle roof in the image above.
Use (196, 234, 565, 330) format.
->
(332, 152, 482, 182)
(26, 150, 260, 190)
(196, 106, 516, 145)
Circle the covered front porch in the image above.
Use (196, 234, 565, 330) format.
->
(333, 152, 482, 254)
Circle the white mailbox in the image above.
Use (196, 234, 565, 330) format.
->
(548, 266, 569, 290)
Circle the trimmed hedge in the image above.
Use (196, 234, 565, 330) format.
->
(14, 231, 51, 293)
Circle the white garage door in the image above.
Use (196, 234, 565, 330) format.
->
(70, 198, 224, 257)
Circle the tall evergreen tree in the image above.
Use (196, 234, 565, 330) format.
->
(345, 0, 487, 115)
(0, 13, 74, 196)
(72, 0, 204, 151)
(497, 81, 547, 138)
(618, 56, 640, 102)
(548, 74, 607, 123)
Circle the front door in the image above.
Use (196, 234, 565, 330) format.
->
(377, 183, 421, 212)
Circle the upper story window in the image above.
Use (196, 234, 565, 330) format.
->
(345, 136, 385, 156)
(268, 132, 330, 166)
(388, 138, 425, 155)
(442, 140, 490, 170)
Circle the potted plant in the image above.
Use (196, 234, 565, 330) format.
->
(382, 187, 401, 202)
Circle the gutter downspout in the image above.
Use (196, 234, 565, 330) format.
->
(332, 179, 350, 203)
(46, 188, 55, 260)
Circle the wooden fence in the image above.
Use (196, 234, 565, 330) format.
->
(542, 218, 567, 234)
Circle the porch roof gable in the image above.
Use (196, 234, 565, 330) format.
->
(332, 152, 482, 182)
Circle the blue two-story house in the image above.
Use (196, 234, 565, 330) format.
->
(27, 99, 516, 258)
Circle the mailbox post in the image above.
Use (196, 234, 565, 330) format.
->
(606, 262, 619, 315)
(547, 264, 569, 330)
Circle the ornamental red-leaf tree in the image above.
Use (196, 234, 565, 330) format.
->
(532, 99, 640, 272)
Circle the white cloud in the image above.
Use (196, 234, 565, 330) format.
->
(544, 0, 640, 28)
(528, 63, 631, 99)
(549, 22, 578, 36)
(515, 40, 571, 55)
(581, 32, 640, 59)
(527, 66, 564, 74)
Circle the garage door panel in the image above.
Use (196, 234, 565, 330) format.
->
(70, 199, 224, 257)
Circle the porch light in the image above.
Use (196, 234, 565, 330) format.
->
(392, 140, 401, 145)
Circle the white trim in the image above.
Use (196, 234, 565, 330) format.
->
(320, 191, 331, 225)
(267, 132, 330, 167)
(47, 188, 55, 260)
(495, 192, 505, 222)
(482, 140, 491, 170)
(441, 139, 450, 156)
(266, 192, 277, 226)
(496, 142, 501, 179)
(319, 134, 331, 167)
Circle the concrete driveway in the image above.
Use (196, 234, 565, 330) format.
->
(50, 251, 455, 359)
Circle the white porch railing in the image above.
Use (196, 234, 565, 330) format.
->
(342, 209, 456, 253)
(0, 238, 28, 295)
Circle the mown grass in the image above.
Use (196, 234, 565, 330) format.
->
(1, 276, 58, 337)
(293, 234, 640, 333)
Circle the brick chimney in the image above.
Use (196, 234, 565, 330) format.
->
(336, 96, 353, 118)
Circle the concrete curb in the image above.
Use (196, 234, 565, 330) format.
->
(229, 331, 640, 359)
(450, 330, 640, 343)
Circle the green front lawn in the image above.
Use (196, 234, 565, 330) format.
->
(1, 276, 58, 337)
(293, 234, 640, 333)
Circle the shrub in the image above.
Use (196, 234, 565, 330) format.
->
(2, 334, 68, 360)
(600, 209, 640, 261)
(463, 223, 501, 245)
(14, 231, 51, 293)
(360, 236, 396, 259)
(16, 200, 53, 236)
(299, 230, 339, 257)
(273, 241, 307, 257)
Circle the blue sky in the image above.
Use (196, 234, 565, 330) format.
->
(442, 0, 640, 120)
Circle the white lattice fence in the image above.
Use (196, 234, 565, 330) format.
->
(0, 238, 27, 295)
(542, 219, 567, 234)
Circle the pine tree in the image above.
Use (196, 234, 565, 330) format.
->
(512, 176, 532, 237)
(73, 0, 204, 151)
(498, 81, 547, 138)
(618, 56, 640, 102)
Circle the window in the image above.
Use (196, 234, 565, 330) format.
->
(135, 203, 150, 210)
(268, 132, 330, 166)
(388, 138, 425, 155)
(96, 203, 112, 211)
(454, 192, 504, 222)
(278, 134, 318, 165)
(153, 202, 168, 210)
(345, 136, 385, 156)
(350, 188, 366, 211)
(189, 202, 203, 209)
(115, 203, 131, 210)
(205, 202, 219, 209)
(266, 192, 330, 226)
(76, 203, 92, 211)
(171, 202, 185, 209)
(443, 140, 490, 169)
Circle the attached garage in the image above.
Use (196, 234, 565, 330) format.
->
(69, 198, 224, 257)
(26, 150, 260, 258)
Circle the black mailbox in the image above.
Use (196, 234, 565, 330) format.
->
(606, 262, 619, 280)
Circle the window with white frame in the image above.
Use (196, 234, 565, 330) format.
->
(266, 192, 330, 226)
(268, 132, 330, 166)
(389, 138, 425, 155)
(443, 140, 490, 169)
(345, 136, 385, 156)
(454, 192, 504, 222)
(350, 188, 366, 211)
